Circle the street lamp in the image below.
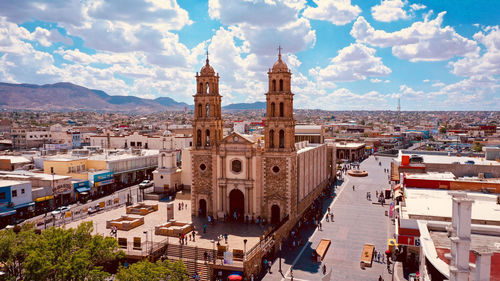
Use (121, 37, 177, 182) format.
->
(243, 239, 248, 261)
(143, 231, 148, 256)
(279, 240, 282, 273)
(211, 239, 215, 264)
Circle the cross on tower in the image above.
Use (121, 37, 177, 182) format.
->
(205, 50, 209, 64)
(277, 45, 282, 56)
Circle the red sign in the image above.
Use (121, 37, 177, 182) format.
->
(397, 235, 419, 246)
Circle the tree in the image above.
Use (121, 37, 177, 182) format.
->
(116, 259, 189, 281)
(0, 222, 123, 281)
(439, 127, 447, 134)
(472, 142, 483, 152)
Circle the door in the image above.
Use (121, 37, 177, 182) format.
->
(229, 189, 244, 222)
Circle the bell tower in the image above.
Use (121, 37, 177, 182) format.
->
(264, 46, 295, 152)
(191, 52, 223, 218)
(262, 47, 298, 224)
(193, 52, 223, 149)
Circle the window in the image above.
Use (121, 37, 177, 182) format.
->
(270, 102, 275, 117)
(0, 192, 5, 199)
(279, 130, 285, 148)
(231, 160, 242, 173)
(279, 79, 283, 91)
(269, 129, 275, 148)
(12, 190, 17, 197)
(205, 129, 210, 147)
(196, 130, 202, 147)
(21, 189, 25, 194)
(131, 141, 135, 147)
(206, 82, 209, 94)
(198, 104, 203, 117)
(272, 79, 276, 91)
(68, 167, 71, 173)
(137, 142, 142, 147)
(279, 102, 284, 117)
(272, 166, 280, 173)
(206, 104, 210, 117)
(199, 82, 203, 93)
(200, 163, 207, 171)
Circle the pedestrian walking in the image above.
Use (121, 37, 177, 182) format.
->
(325, 215, 329, 222)
(268, 260, 272, 273)
(322, 264, 326, 275)
(376, 191, 379, 197)
(318, 222, 322, 231)
(203, 224, 207, 233)
(352, 185, 355, 191)
(330, 213, 334, 222)
(378, 275, 383, 281)
(224, 233, 228, 244)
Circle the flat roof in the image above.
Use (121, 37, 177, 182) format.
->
(399, 151, 499, 166)
(404, 188, 500, 223)
(88, 150, 158, 161)
(0, 180, 30, 187)
(0, 156, 31, 164)
(405, 172, 456, 180)
(335, 142, 365, 148)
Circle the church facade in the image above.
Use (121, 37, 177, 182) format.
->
(190, 51, 334, 225)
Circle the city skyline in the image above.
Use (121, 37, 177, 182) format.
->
(0, 0, 499, 111)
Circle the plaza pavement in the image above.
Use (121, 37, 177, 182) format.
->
(63, 198, 264, 253)
(262, 155, 395, 281)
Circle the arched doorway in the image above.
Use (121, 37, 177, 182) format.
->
(199, 199, 207, 217)
(229, 189, 244, 222)
(271, 204, 280, 224)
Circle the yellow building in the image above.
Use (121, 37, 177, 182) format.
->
(44, 157, 88, 180)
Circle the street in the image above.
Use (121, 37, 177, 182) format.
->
(263, 155, 394, 281)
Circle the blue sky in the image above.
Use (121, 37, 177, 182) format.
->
(0, 0, 499, 110)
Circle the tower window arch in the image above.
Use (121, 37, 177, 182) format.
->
(270, 102, 275, 117)
(197, 104, 202, 117)
(206, 104, 210, 117)
(279, 130, 285, 148)
(272, 79, 276, 91)
(205, 129, 210, 147)
(279, 79, 283, 91)
(279, 102, 284, 117)
(199, 82, 203, 94)
(206, 82, 209, 94)
(269, 129, 275, 148)
(196, 129, 201, 147)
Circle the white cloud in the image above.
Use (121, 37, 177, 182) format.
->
(310, 88, 390, 110)
(451, 26, 500, 76)
(351, 12, 478, 61)
(410, 4, 426, 11)
(31, 27, 73, 46)
(431, 82, 445, 87)
(303, 0, 361, 25)
(370, 78, 382, 83)
(309, 43, 391, 82)
(423, 79, 430, 82)
(371, 0, 409, 22)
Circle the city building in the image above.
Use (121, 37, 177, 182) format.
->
(190, 52, 334, 236)
(152, 130, 181, 194)
(334, 142, 366, 162)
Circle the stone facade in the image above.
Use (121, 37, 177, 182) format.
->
(190, 51, 332, 226)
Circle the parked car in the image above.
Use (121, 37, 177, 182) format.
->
(87, 206, 100, 214)
(51, 206, 71, 216)
(139, 180, 153, 189)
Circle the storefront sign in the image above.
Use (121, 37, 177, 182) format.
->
(95, 179, 114, 187)
(223, 251, 233, 265)
(397, 235, 420, 246)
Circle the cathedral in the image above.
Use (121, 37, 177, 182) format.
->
(190, 50, 334, 225)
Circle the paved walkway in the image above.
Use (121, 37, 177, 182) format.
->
(262, 155, 394, 281)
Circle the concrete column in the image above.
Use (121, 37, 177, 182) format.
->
(473, 249, 493, 281)
(449, 192, 474, 281)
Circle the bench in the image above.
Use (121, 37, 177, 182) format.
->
(361, 243, 374, 268)
(313, 239, 331, 262)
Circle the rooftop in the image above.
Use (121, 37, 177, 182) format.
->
(0, 156, 31, 164)
(404, 188, 500, 223)
(0, 179, 30, 187)
(399, 151, 500, 166)
(335, 142, 366, 149)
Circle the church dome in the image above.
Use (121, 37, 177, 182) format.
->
(272, 51, 288, 72)
(163, 130, 173, 136)
(200, 56, 215, 76)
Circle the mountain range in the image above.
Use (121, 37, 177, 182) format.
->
(0, 82, 266, 113)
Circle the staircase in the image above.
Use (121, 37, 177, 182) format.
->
(163, 243, 211, 281)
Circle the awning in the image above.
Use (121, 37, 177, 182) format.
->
(76, 187, 91, 193)
(0, 209, 16, 217)
(14, 202, 35, 209)
(35, 195, 54, 202)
